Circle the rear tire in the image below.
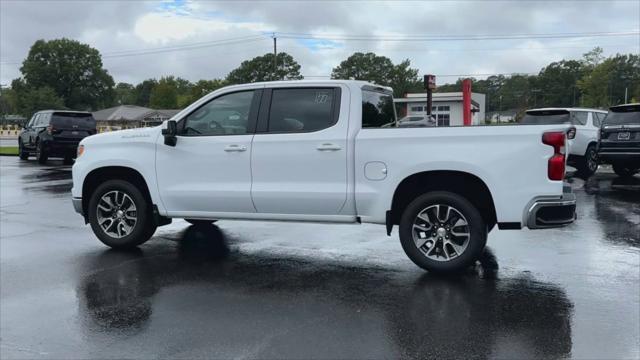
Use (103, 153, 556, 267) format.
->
(612, 164, 639, 177)
(576, 145, 598, 178)
(36, 141, 48, 164)
(185, 219, 218, 226)
(399, 191, 487, 273)
(88, 180, 157, 249)
(18, 140, 28, 160)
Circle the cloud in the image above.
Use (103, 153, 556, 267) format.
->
(1, 0, 638, 87)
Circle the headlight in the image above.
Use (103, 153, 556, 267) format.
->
(77, 145, 85, 158)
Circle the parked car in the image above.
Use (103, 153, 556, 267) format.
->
(521, 108, 607, 177)
(19, 110, 96, 164)
(397, 115, 436, 127)
(597, 103, 640, 177)
(71, 80, 576, 273)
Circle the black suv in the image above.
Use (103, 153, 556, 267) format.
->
(597, 103, 640, 177)
(18, 110, 96, 164)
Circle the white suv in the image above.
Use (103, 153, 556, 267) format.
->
(522, 108, 608, 177)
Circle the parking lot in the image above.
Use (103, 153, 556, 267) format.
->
(0, 156, 638, 359)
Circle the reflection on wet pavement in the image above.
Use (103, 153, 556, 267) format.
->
(78, 225, 572, 359)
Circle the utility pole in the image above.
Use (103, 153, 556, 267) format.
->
(625, 86, 628, 103)
(272, 33, 277, 81)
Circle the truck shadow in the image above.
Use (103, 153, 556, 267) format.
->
(76, 224, 573, 359)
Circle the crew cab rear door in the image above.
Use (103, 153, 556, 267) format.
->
(250, 85, 349, 215)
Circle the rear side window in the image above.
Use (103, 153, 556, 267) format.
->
(571, 111, 588, 125)
(51, 112, 95, 129)
(592, 112, 606, 127)
(362, 90, 396, 128)
(267, 88, 336, 132)
(521, 110, 570, 125)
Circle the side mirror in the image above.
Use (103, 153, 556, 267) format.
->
(162, 120, 177, 146)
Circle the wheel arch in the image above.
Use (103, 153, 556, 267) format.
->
(390, 170, 497, 231)
(82, 166, 153, 217)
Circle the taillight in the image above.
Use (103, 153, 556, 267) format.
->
(566, 126, 576, 140)
(542, 131, 566, 181)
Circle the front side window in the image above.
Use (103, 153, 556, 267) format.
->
(362, 90, 396, 128)
(268, 88, 336, 132)
(182, 91, 255, 136)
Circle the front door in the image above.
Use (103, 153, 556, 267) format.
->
(156, 89, 261, 216)
(250, 86, 349, 215)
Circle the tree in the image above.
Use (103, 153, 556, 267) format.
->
(149, 77, 181, 109)
(331, 52, 395, 85)
(226, 52, 303, 84)
(179, 79, 227, 107)
(134, 79, 158, 107)
(113, 82, 136, 105)
(578, 54, 640, 107)
(536, 60, 585, 107)
(10, 79, 65, 117)
(19, 38, 114, 110)
(582, 47, 605, 70)
(331, 52, 421, 97)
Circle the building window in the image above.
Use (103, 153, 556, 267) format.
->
(438, 105, 450, 112)
(437, 114, 450, 127)
(410, 106, 423, 112)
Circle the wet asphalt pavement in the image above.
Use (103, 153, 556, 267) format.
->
(1, 156, 639, 359)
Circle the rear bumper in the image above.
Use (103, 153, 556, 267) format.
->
(597, 151, 640, 164)
(44, 140, 80, 156)
(526, 185, 576, 229)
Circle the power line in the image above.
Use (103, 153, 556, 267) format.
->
(278, 30, 639, 41)
(0, 35, 270, 64)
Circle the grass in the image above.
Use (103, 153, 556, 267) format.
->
(0, 146, 19, 156)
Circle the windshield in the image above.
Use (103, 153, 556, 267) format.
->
(51, 112, 96, 129)
(362, 90, 396, 128)
(603, 106, 640, 125)
(521, 110, 570, 125)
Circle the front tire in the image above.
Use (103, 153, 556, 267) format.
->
(576, 145, 598, 178)
(399, 191, 487, 273)
(612, 164, 639, 177)
(18, 140, 28, 160)
(88, 180, 157, 249)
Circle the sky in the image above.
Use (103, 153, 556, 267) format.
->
(1, 0, 639, 87)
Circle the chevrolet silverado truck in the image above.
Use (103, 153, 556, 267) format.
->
(72, 80, 576, 273)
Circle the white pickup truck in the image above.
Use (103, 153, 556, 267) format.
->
(72, 80, 576, 273)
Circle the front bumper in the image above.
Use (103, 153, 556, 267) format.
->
(526, 185, 576, 229)
(72, 197, 83, 215)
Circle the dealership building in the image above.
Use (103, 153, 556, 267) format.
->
(394, 92, 486, 126)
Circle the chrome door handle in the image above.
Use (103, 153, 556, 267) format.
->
(224, 144, 247, 152)
(316, 143, 342, 151)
